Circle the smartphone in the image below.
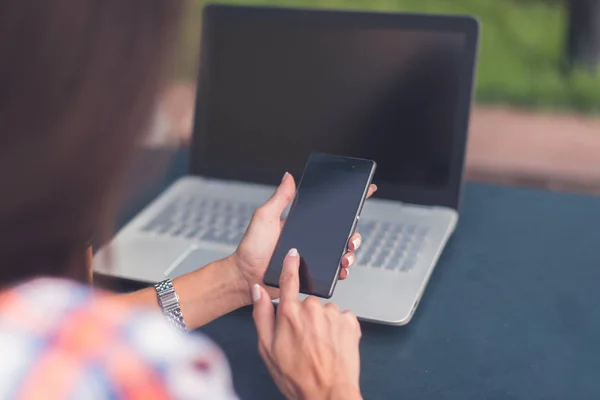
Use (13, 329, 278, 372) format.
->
(264, 152, 376, 298)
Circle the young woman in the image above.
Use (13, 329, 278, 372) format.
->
(0, 1, 374, 398)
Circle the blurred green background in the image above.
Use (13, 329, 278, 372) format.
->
(174, 0, 600, 113)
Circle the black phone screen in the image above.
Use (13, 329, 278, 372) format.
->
(264, 153, 375, 298)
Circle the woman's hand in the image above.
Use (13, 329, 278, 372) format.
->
(120, 173, 374, 330)
(231, 172, 376, 303)
(252, 249, 363, 400)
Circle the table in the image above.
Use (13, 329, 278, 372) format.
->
(115, 149, 600, 400)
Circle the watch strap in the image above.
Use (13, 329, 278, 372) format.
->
(154, 279, 188, 332)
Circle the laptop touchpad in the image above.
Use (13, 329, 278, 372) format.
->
(164, 247, 228, 279)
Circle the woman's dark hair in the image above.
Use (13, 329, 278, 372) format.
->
(0, 0, 182, 286)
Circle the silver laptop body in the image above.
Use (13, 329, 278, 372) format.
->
(94, 5, 479, 325)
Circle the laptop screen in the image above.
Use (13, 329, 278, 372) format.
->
(191, 6, 477, 208)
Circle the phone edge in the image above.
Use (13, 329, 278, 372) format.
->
(324, 159, 377, 298)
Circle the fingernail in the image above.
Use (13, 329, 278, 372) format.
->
(347, 253, 355, 266)
(252, 284, 261, 302)
(352, 236, 362, 249)
(281, 172, 288, 182)
(288, 248, 298, 257)
(345, 268, 350, 277)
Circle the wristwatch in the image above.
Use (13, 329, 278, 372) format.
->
(154, 279, 188, 332)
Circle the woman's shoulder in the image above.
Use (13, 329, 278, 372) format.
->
(0, 278, 238, 399)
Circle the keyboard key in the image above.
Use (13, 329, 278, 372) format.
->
(416, 227, 429, 236)
(401, 258, 417, 272)
(385, 261, 398, 271)
(185, 228, 200, 239)
(412, 240, 425, 252)
(225, 232, 245, 245)
(394, 240, 409, 251)
(203, 230, 228, 243)
(371, 252, 388, 268)
(359, 248, 376, 265)
(158, 224, 174, 234)
(141, 222, 158, 233)
(357, 222, 376, 236)
(171, 227, 186, 237)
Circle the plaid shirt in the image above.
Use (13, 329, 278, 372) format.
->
(0, 279, 239, 399)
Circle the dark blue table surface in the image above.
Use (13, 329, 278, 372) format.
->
(119, 149, 600, 400)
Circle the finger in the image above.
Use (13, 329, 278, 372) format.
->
(341, 252, 356, 268)
(279, 248, 301, 303)
(366, 184, 377, 199)
(339, 267, 349, 280)
(347, 233, 362, 251)
(325, 302, 340, 313)
(252, 284, 275, 349)
(262, 172, 296, 218)
(343, 309, 361, 331)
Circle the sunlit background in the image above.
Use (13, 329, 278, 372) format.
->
(151, 0, 600, 195)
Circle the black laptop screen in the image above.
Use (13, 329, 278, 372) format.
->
(191, 7, 476, 208)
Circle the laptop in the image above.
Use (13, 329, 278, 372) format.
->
(94, 4, 479, 325)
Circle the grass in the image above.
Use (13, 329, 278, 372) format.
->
(173, 0, 600, 113)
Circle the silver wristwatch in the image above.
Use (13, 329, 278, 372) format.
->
(154, 279, 188, 332)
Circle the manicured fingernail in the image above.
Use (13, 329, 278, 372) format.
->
(352, 237, 362, 249)
(288, 248, 298, 257)
(346, 254, 355, 266)
(345, 268, 350, 277)
(252, 284, 261, 302)
(281, 172, 288, 182)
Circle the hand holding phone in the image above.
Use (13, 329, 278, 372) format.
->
(264, 153, 376, 298)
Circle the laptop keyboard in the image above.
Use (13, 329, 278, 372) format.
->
(142, 196, 257, 246)
(354, 220, 429, 272)
(142, 196, 429, 272)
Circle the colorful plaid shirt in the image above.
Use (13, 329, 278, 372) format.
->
(0, 278, 239, 399)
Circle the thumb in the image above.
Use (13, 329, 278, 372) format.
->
(252, 284, 275, 349)
(262, 172, 295, 217)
